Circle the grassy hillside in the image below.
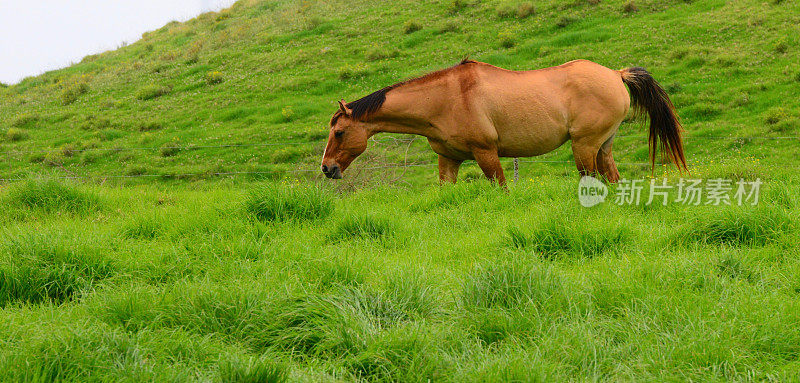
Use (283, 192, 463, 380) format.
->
(2, 0, 800, 381)
(0, 0, 798, 183)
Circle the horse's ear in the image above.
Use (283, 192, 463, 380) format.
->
(338, 99, 352, 116)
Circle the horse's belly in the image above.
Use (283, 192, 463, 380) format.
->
(496, 121, 569, 158)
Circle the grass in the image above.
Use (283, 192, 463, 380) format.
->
(0, 0, 799, 380)
(60, 79, 89, 105)
(205, 71, 224, 85)
(0, 265, 86, 307)
(0, 232, 116, 307)
(0, 178, 796, 379)
(329, 213, 396, 242)
(5, 128, 27, 142)
(135, 84, 170, 101)
(218, 354, 289, 383)
(461, 260, 562, 309)
(402, 20, 422, 34)
(244, 182, 333, 222)
(121, 213, 165, 239)
(679, 206, 792, 246)
(3, 178, 103, 215)
(312, 259, 367, 290)
(506, 219, 628, 259)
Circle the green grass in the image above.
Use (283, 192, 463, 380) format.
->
(461, 260, 562, 309)
(329, 213, 396, 242)
(0, 231, 116, 307)
(135, 84, 171, 101)
(3, 178, 103, 215)
(0, 0, 799, 380)
(244, 182, 333, 222)
(679, 206, 793, 246)
(218, 354, 289, 383)
(506, 219, 629, 259)
(120, 213, 165, 239)
(0, 177, 796, 380)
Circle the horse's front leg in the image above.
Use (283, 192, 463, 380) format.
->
(472, 148, 506, 186)
(438, 155, 463, 184)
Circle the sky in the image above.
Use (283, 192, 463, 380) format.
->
(0, 0, 237, 84)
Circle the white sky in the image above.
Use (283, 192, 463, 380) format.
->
(0, 0, 237, 84)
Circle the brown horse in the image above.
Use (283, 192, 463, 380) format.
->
(321, 59, 686, 185)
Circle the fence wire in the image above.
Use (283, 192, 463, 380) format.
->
(0, 158, 657, 182)
(1, 133, 798, 157)
(0, 132, 792, 182)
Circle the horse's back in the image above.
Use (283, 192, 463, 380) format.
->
(526, 60, 629, 124)
(469, 60, 629, 157)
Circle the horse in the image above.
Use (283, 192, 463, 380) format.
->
(321, 59, 686, 185)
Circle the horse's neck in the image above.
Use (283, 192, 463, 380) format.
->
(367, 81, 446, 139)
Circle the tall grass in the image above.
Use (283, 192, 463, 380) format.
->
(454, 349, 554, 382)
(345, 324, 445, 382)
(1, 178, 800, 380)
(0, 266, 86, 307)
(679, 207, 792, 246)
(218, 354, 288, 383)
(329, 213, 396, 242)
(121, 213, 165, 239)
(266, 290, 382, 357)
(410, 182, 496, 211)
(3, 178, 102, 215)
(94, 277, 441, 362)
(506, 220, 628, 259)
(244, 183, 333, 222)
(1, 324, 230, 382)
(0, 232, 115, 307)
(265, 285, 439, 357)
(7, 329, 141, 382)
(461, 261, 562, 309)
(311, 259, 367, 290)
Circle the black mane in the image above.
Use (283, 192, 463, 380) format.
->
(334, 59, 477, 124)
(346, 86, 391, 120)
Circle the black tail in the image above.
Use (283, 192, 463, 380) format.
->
(620, 67, 687, 171)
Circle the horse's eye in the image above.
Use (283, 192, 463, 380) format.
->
(334, 131, 344, 138)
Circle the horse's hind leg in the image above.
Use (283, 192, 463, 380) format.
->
(570, 115, 622, 180)
(571, 139, 600, 177)
(596, 135, 620, 183)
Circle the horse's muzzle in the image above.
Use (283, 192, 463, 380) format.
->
(322, 164, 342, 179)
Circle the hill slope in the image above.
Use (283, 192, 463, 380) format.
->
(1, 0, 799, 183)
(2, 1, 800, 381)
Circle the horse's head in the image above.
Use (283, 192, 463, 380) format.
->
(321, 100, 370, 179)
